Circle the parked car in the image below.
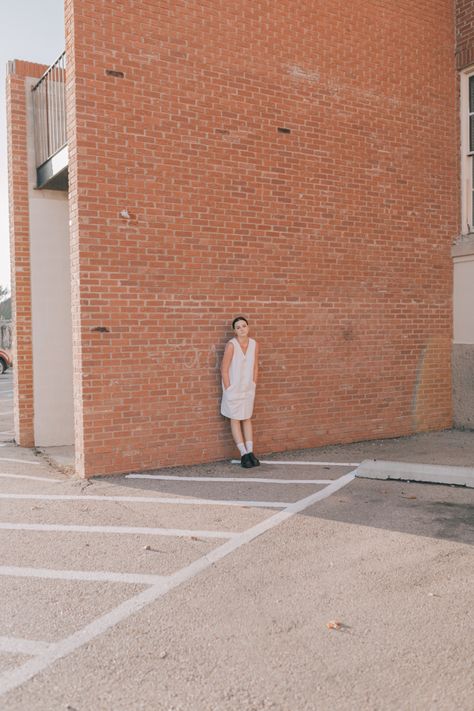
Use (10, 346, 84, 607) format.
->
(0, 350, 12, 375)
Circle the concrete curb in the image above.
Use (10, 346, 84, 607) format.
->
(355, 459, 474, 488)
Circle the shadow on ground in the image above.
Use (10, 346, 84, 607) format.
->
(302, 477, 474, 546)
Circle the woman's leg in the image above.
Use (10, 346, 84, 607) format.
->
(230, 419, 253, 467)
(230, 419, 245, 452)
(242, 419, 253, 447)
(242, 418, 259, 465)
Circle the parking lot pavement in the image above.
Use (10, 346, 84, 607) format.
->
(0, 376, 473, 710)
(0, 447, 472, 710)
(0, 442, 360, 710)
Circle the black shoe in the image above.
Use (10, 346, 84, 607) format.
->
(241, 453, 254, 468)
(248, 452, 260, 466)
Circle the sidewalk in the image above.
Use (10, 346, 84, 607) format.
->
(39, 428, 474, 483)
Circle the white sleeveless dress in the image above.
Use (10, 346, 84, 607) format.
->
(221, 337, 257, 420)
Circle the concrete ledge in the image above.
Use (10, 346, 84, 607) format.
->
(452, 234, 474, 258)
(355, 460, 474, 488)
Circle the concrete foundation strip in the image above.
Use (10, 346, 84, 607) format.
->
(231, 459, 360, 466)
(0, 471, 356, 698)
(355, 459, 474, 488)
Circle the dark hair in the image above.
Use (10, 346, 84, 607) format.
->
(232, 316, 248, 329)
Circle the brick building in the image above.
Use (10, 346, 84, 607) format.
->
(6, 0, 472, 478)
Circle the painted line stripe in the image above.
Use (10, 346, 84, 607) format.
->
(0, 412, 12, 416)
(0, 493, 289, 508)
(126, 474, 332, 484)
(231, 459, 361, 467)
(0, 432, 14, 436)
(0, 523, 235, 539)
(0, 458, 41, 466)
(0, 637, 52, 656)
(0, 566, 166, 586)
(0, 471, 356, 698)
(0, 474, 63, 483)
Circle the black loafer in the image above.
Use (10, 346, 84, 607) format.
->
(241, 453, 254, 468)
(248, 452, 260, 467)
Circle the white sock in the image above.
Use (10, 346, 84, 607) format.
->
(237, 442, 247, 456)
(245, 441, 253, 454)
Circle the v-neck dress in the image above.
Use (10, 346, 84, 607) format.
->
(221, 337, 257, 420)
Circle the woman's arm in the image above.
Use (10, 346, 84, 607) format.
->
(253, 341, 259, 384)
(221, 342, 234, 389)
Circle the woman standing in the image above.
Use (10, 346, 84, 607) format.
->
(221, 316, 260, 468)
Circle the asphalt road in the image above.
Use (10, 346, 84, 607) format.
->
(0, 371, 473, 711)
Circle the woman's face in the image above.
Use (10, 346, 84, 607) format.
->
(234, 319, 249, 338)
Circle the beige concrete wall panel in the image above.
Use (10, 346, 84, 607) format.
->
(453, 344, 474, 429)
(453, 256, 474, 344)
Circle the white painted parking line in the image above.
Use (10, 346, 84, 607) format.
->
(0, 412, 12, 416)
(0, 566, 166, 586)
(0, 474, 62, 483)
(231, 459, 360, 466)
(0, 522, 236, 539)
(0, 493, 290, 508)
(127, 474, 333, 484)
(0, 458, 41, 466)
(0, 432, 14, 436)
(0, 637, 52, 656)
(0, 471, 356, 698)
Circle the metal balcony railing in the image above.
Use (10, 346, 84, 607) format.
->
(32, 51, 66, 169)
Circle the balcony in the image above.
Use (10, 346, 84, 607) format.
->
(32, 51, 68, 190)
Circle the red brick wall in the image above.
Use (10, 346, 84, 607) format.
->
(65, 0, 458, 477)
(456, 0, 474, 69)
(6, 60, 48, 447)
